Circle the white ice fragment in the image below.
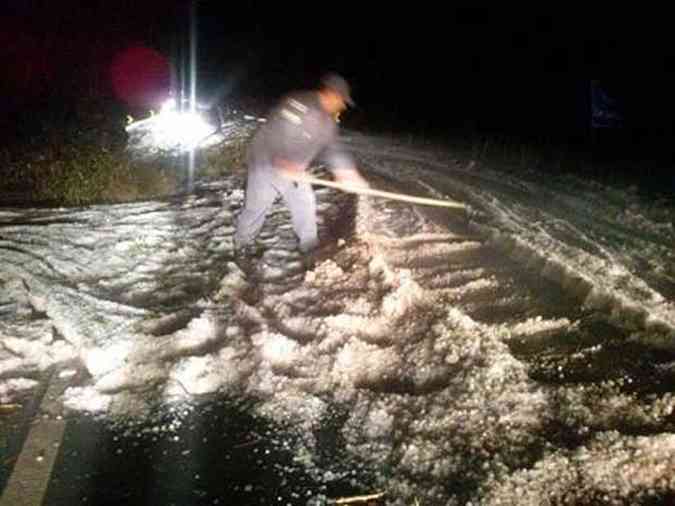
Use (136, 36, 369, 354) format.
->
(332, 339, 402, 388)
(83, 341, 132, 377)
(364, 405, 394, 440)
(0, 378, 39, 403)
(257, 333, 299, 371)
(381, 274, 425, 318)
(225, 326, 241, 338)
(172, 314, 219, 354)
(167, 355, 224, 397)
(63, 386, 111, 413)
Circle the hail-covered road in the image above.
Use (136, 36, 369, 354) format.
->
(1, 122, 674, 505)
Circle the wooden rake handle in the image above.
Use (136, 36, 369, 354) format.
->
(284, 173, 466, 209)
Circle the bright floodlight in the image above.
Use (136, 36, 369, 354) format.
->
(125, 98, 216, 153)
(161, 97, 177, 114)
(151, 98, 215, 150)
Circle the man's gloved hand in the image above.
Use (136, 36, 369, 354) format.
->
(276, 159, 305, 181)
(334, 168, 370, 189)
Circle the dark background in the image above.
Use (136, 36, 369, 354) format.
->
(2, 1, 675, 160)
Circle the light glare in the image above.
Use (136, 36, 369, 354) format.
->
(126, 98, 215, 152)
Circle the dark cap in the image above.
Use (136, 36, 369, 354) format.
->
(321, 73, 355, 106)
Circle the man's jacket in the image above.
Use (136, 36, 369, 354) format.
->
(247, 91, 355, 174)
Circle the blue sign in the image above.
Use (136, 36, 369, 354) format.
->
(591, 80, 623, 129)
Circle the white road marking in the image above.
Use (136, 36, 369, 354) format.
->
(1, 370, 72, 506)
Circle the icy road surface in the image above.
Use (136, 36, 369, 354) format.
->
(1, 125, 675, 505)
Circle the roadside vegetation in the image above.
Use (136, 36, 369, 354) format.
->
(0, 98, 252, 207)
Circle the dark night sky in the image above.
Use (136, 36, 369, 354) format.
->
(2, 2, 675, 140)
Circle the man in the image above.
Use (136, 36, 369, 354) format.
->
(234, 73, 368, 259)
